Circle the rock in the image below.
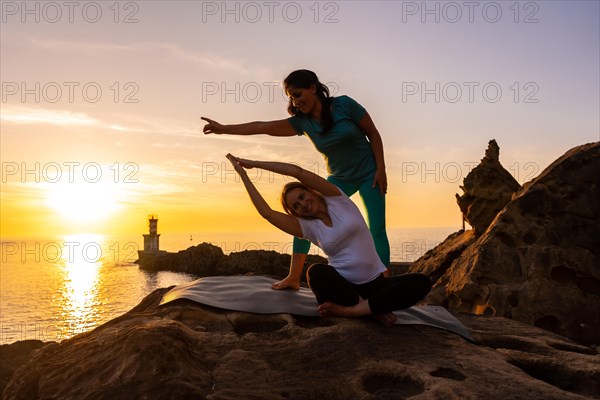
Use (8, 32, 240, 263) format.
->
(3, 288, 599, 399)
(455, 139, 521, 234)
(408, 229, 478, 283)
(0, 340, 47, 393)
(137, 243, 328, 281)
(222, 250, 328, 279)
(138, 242, 226, 274)
(416, 141, 600, 345)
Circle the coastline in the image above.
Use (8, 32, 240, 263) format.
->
(135, 242, 413, 278)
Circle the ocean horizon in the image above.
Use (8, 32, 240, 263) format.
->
(0, 226, 458, 345)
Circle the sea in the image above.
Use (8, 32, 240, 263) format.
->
(0, 227, 456, 345)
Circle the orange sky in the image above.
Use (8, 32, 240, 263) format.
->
(1, 1, 598, 240)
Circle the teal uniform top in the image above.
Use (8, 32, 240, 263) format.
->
(287, 95, 376, 182)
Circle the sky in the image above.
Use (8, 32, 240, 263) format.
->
(1, 0, 599, 242)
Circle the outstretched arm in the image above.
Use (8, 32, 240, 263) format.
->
(226, 154, 303, 238)
(232, 157, 341, 197)
(202, 117, 297, 137)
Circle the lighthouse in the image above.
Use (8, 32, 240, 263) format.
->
(142, 214, 160, 253)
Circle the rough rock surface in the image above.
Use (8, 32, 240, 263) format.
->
(455, 139, 521, 234)
(0, 340, 45, 393)
(138, 244, 327, 281)
(3, 287, 599, 399)
(409, 229, 478, 284)
(413, 141, 600, 345)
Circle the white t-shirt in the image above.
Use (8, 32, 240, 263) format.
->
(298, 192, 387, 284)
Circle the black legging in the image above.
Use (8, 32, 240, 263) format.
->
(306, 263, 432, 315)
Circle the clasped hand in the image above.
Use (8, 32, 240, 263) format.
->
(226, 154, 256, 174)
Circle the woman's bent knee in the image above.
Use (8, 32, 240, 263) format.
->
(415, 273, 432, 297)
(306, 263, 330, 279)
(306, 263, 334, 288)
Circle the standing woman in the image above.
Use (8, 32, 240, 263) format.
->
(202, 69, 390, 289)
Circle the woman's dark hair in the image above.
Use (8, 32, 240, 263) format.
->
(284, 69, 334, 133)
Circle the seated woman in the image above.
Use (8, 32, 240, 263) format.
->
(226, 154, 431, 326)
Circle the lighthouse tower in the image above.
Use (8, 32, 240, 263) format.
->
(143, 214, 160, 253)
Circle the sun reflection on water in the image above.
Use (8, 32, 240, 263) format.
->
(58, 233, 105, 338)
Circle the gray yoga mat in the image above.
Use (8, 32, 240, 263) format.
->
(160, 275, 473, 340)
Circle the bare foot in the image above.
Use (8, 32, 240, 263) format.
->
(271, 276, 300, 290)
(373, 312, 397, 327)
(318, 302, 397, 327)
(318, 299, 371, 318)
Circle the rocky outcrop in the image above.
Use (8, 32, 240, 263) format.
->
(409, 229, 478, 284)
(455, 139, 521, 234)
(3, 288, 599, 399)
(412, 141, 600, 345)
(0, 340, 45, 394)
(5, 141, 599, 397)
(138, 243, 327, 281)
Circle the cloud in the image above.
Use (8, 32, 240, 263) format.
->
(0, 106, 196, 138)
(27, 38, 256, 76)
(1, 106, 101, 127)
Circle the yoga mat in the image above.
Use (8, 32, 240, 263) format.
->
(160, 275, 473, 341)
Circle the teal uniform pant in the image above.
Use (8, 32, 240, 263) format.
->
(292, 175, 391, 266)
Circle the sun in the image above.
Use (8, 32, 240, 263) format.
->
(45, 181, 122, 223)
